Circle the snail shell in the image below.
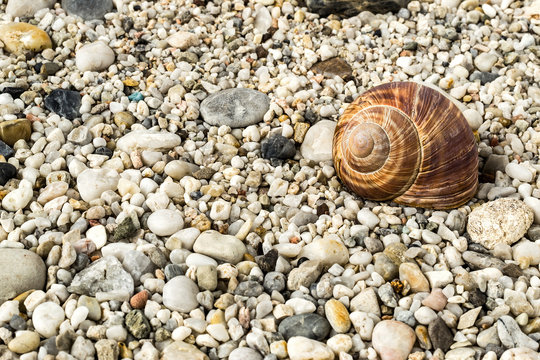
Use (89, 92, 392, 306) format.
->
(332, 81, 478, 209)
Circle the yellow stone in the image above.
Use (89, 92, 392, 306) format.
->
(123, 78, 139, 87)
(0, 23, 52, 54)
(118, 342, 132, 358)
(0, 119, 32, 146)
(209, 310, 225, 325)
(324, 299, 351, 333)
(270, 340, 288, 359)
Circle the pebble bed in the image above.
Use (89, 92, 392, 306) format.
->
(0, 0, 539, 360)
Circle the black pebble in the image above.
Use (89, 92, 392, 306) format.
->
(0, 163, 17, 186)
(44, 89, 81, 120)
(94, 146, 113, 158)
(261, 135, 296, 160)
(0, 141, 14, 159)
(256, 249, 278, 273)
(1, 87, 25, 99)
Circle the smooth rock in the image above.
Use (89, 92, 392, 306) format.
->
(0, 23, 51, 54)
(261, 135, 296, 160)
(300, 120, 336, 163)
(350, 287, 380, 316)
(76, 41, 115, 72)
(68, 256, 134, 297)
(61, 0, 113, 20)
(428, 316, 453, 352)
(399, 262, 430, 293)
(44, 89, 81, 120)
(497, 315, 539, 351)
(474, 52, 498, 72)
(77, 169, 119, 202)
(161, 341, 209, 360)
(6, 0, 55, 17)
(287, 337, 334, 360)
(311, 57, 353, 78)
(162, 276, 199, 313)
(372, 320, 415, 360)
(467, 198, 533, 249)
(299, 236, 349, 266)
(500, 348, 540, 360)
(324, 299, 350, 333)
(8, 331, 40, 354)
(228, 348, 263, 360)
(278, 313, 331, 341)
(147, 209, 184, 237)
(0, 248, 47, 304)
(421, 288, 447, 311)
(32, 301, 65, 337)
(193, 230, 247, 264)
(513, 240, 540, 268)
(457, 306, 482, 329)
(0, 119, 32, 146)
(116, 130, 181, 153)
(2, 179, 33, 212)
(200, 88, 270, 128)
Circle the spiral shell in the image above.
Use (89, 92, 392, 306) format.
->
(332, 81, 478, 209)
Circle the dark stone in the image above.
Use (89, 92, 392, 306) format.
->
(44, 89, 81, 120)
(113, 216, 139, 241)
(43, 336, 59, 355)
(234, 281, 264, 297)
(155, 327, 171, 342)
(501, 263, 523, 278)
(278, 314, 331, 341)
(164, 264, 184, 281)
(469, 288, 487, 308)
(0, 140, 14, 159)
(0, 162, 17, 186)
(125, 310, 151, 339)
(528, 224, 540, 241)
(9, 315, 26, 330)
(146, 247, 168, 268)
(470, 71, 500, 85)
(261, 135, 296, 160)
(256, 249, 279, 273)
(263, 271, 286, 293)
(193, 167, 216, 180)
(364, 237, 384, 253)
(1, 87, 25, 99)
(190, 191, 203, 200)
(40, 63, 62, 76)
(428, 317, 453, 352)
(316, 203, 329, 216)
(95, 146, 113, 158)
(311, 57, 353, 79)
(468, 243, 490, 254)
(443, 28, 459, 40)
(122, 17, 134, 32)
(72, 253, 90, 272)
(61, 0, 113, 20)
(56, 329, 76, 351)
(482, 154, 508, 182)
(403, 42, 418, 51)
(306, 0, 412, 16)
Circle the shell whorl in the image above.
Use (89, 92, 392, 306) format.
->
(333, 81, 479, 209)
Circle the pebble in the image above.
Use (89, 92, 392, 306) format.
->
(261, 134, 297, 160)
(125, 310, 152, 339)
(161, 341, 209, 360)
(68, 256, 134, 297)
(278, 313, 331, 341)
(77, 169, 120, 202)
(162, 276, 199, 313)
(299, 236, 349, 266)
(350, 287, 380, 316)
(193, 230, 247, 264)
(497, 315, 539, 351)
(357, 208, 380, 229)
(32, 301, 65, 337)
(324, 299, 351, 333)
(6, 0, 55, 17)
(428, 316, 453, 352)
(399, 262, 430, 293)
(147, 209, 184, 236)
(372, 320, 415, 360)
(467, 198, 534, 249)
(115, 130, 181, 153)
(44, 89, 81, 120)
(76, 41, 115, 72)
(0, 162, 17, 186)
(0, 23, 52, 54)
(287, 337, 335, 360)
(61, 0, 113, 20)
(474, 52, 498, 72)
(421, 288, 447, 311)
(0, 249, 46, 303)
(500, 348, 540, 360)
(0, 119, 32, 146)
(229, 348, 263, 360)
(8, 331, 40, 354)
(167, 31, 199, 50)
(457, 306, 482, 329)
(300, 120, 336, 162)
(200, 88, 270, 128)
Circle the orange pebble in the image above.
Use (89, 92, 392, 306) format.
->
(130, 290, 148, 309)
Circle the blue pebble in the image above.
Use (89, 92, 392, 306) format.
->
(128, 92, 144, 101)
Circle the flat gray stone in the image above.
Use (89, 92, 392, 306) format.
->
(0, 249, 46, 304)
(307, 0, 409, 17)
(200, 88, 270, 128)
